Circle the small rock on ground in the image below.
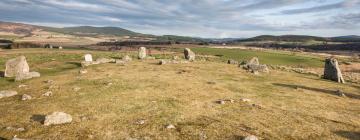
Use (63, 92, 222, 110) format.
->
(0, 90, 18, 99)
(21, 94, 32, 101)
(166, 124, 176, 129)
(243, 135, 258, 140)
(42, 91, 53, 97)
(44, 112, 72, 126)
(135, 119, 146, 125)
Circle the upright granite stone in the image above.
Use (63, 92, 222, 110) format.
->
(84, 54, 93, 62)
(138, 47, 147, 59)
(5, 56, 30, 77)
(184, 48, 195, 61)
(324, 58, 345, 83)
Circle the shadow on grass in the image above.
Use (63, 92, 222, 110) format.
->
(65, 62, 82, 67)
(273, 83, 360, 100)
(333, 131, 360, 140)
(30, 114, 46, 124)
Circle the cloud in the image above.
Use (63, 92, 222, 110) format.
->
(281, 0, 360, 15)
(0, 0, 359, 38)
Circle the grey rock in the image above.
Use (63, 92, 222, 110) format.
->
(166, 124, 176, 129)
(0, 90, 18, 99)
(159, 60, 167, 65)
(228, 59, 238, 64)
(15, 71, 40, 81)
(21, 94, 32, 101)
(44, 112, 72, 126)
(79, 69, 88, 74)
(5, 56, 29, 77)
(115, 59, 126, 65)
(248, 57, 259, 65)
(323, 58, 345, 83)
(184, 48, 195, 61)
(243, 135, 258, 140)
(122, 55, 132, 62)
(138, 47, 147, 59)
(42, 91, 53, 97)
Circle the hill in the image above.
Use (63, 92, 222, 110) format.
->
(38, 26, 141, 37)
(234, 35, 328, 42)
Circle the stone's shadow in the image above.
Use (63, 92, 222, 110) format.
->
(111, 56, 121, 59)
(0, 137, 6, 140)
(66, 62, 82, 67)
(30, 114, 46, 124)
(273, 83, 360, 100)
(0, 71, 4, 77)
(334, 131, 360, 140)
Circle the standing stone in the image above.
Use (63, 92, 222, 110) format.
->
(184, 48, 195, 61)
(84, 54, 93, 62)
(44, 112, 72, 126)
(138, 47, 147, 59)
(5, 56, 29, 77)
(59, 46, 63, 49)
(324, 58, 345, 83)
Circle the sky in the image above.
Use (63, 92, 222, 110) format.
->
(0, 0, 359, 38)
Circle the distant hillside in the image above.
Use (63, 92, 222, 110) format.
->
(39, 26, 140, 37)
(0, 21, 37, 36)
(330, 35, 360, 42)
(155, 35, 208, 43)
(235, 35, 328, 42)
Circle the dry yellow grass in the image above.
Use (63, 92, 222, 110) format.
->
(0, 49, 359, 140)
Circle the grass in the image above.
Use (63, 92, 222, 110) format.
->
(191, 47, 324, 68)
(0, 48, 359, 139)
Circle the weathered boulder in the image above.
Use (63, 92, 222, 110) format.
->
(240, 57, 269, 73)
(122, 55, 132, 62)
(138, 47, 147, 59)
(159, 59, 167, 65)
(248, 57, 259, 65)
(184, 48, 195, 61)
(115, 59, 126, 65)
(228, 59, 238, 64)
(244, 64, 269, 73)
(324, 58, 345, 83)
(15, 71, 40, 81)
(5, 56, 29, 77)
(21, 94, 32, 101)
(44, 112, 72, 126)
(243, 135, 258, 140)
(0, 90, 18, 99)
(79, 69, 88, 74)
(84, 54, 93, 62)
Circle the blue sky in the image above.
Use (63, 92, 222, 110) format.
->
(0, 0, 359, 38)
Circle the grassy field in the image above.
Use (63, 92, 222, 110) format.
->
(0, 48, 359, 139)
(191, 47, 324, 68)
